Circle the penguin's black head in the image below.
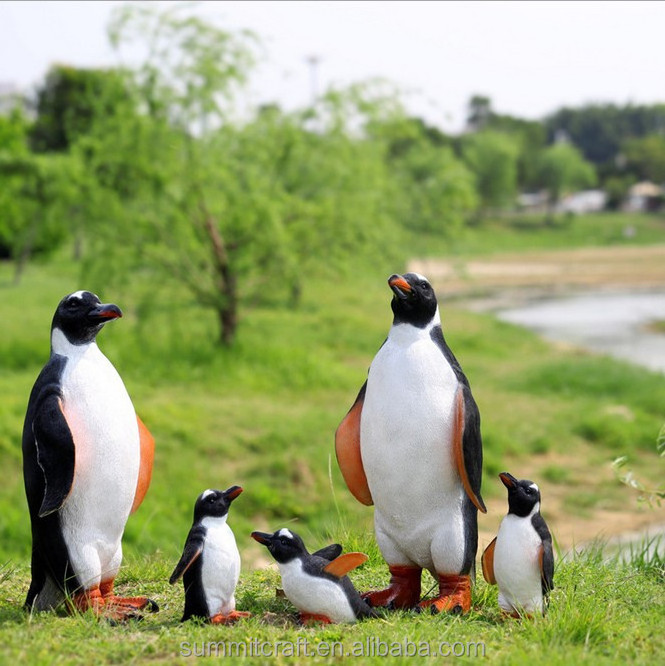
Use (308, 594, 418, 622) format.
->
(388, 272, 438, 328)
(52, 291, 122, 346)
(500, 472, 541, 518)
(251, 528, 307, 564)
(194, 486, 243, 522)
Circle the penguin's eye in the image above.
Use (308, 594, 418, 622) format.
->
(207, 495, 216, 503)
(524, 487, 533, 495)
(279, 537, 289, 545)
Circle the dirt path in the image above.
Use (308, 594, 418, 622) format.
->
(410, 244, 665, 298)
(410, 245, 665, 553)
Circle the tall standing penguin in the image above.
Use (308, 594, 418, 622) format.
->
(481, 473, 554, 617)
(22, 291, 156, 619)
(169, 486, 250, 624)
(336, 273, 486, 613)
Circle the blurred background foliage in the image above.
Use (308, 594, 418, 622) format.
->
(1, 4, 664, 345)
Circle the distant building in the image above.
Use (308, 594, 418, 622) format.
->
(623, 181, 663, 212)
(556, 189, 607, 214)
(517, 190, 549, 213)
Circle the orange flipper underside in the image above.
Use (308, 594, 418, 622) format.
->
(481, 537, 497, 585)
(131, 416, 155, 514)
(452, 388, 486, 513)
(335, 398, 373, 506)
(323, 552, 368, 578)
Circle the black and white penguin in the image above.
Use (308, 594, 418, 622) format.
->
(170, 486, 250, 624)
(336, 272, 486, 613)
(481, 472, 554, 617)
(251, 528, 375, 624)
(22, 291, 156, 619)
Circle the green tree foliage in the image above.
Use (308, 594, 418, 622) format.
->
(622, 134, 665, 183)
(0, 109, 85, 278)
(82, 6, 409, 345)
(373, 117, 476, 233)
(29, 65, 130, 153)
(537, 143, 597, 213)
(461, 130, 520, 213)
(545, 103, 665, 168)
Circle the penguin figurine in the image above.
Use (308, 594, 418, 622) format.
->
(481, 472, 554, 617)
(336, 272, 486, 613)
(251, 529, 375, 624)
(170, 486, 250, 624)
(22, 291, 156, 619)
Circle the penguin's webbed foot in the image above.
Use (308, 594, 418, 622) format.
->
(210, 610, 251, 625)
(418, 573, 471, 615)
(71, 588, 157, 622)
(300, 612, 333, 625)
(362, 565, 422, 610)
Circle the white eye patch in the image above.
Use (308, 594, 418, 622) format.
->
(278, 528, 294, 539)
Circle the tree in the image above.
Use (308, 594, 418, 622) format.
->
(84, 6, 405, 346)
(466, 95, 493, 132)
(461, 131, 520, 214)
(372, 117, 476, 233)
(622, 135, 665, 184)
(29, 65, 130, 153)
(536, 143, 597, 218)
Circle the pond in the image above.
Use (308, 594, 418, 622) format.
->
(492, 290, 665, 373)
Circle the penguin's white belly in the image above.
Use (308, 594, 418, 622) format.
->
(494, 515, 543, 614)
(59, 344, 140, 584)
(360, 333, 463, 568)
(279, 560, 356, 623)
(200, 518, 240, 616)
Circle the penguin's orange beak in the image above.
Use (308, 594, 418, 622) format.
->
(388, 275, 412, 297)
(499, 472, 517, 489)
(251, 531, 272, 546)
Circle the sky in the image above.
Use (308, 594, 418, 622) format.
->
(1, 0, 664, 132)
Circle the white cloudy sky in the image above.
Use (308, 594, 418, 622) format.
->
(0, 1, 663, 132)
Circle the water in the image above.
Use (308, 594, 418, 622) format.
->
(494, 290, 665, 373)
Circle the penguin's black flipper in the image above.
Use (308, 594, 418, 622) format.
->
(312, 544, 343, 561)
(169, 525, 205, 584)
(32, 384, 76, 518)
(532, 514, 554, 597)
(430, 327, 486, 514)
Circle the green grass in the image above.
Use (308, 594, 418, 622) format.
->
(409, 211, 665, 258)
(1, 213, 665, 662)
(0, 544, 662, 665)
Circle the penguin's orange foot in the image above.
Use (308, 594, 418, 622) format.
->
(300, 612, 332, 625)
(362, 565, 422, 609)
(210, 610, 251, 625)
(99, 580, 159, 614)
(418, 573, 471, 615)
(103, 596, 159, 614)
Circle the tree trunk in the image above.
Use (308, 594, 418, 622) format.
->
(201, 209, 237, 346)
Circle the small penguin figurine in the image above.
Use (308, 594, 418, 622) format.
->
(170, 486, 250, 624)
(482, 473, 554, 617)
(336, 273, 486, 613)
(22, 291, 156, 619)
(251, 529, 375, 624)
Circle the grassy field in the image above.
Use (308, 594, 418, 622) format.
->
(1, 211, 664, 663)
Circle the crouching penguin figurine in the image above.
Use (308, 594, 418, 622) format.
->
(481, 472, 554, 618)
(170, 486, 250, 624)
(251, 529, 375, 624)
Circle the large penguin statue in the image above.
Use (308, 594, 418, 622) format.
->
(336, 273, 486, 613)
(22, 291, 156, 619)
